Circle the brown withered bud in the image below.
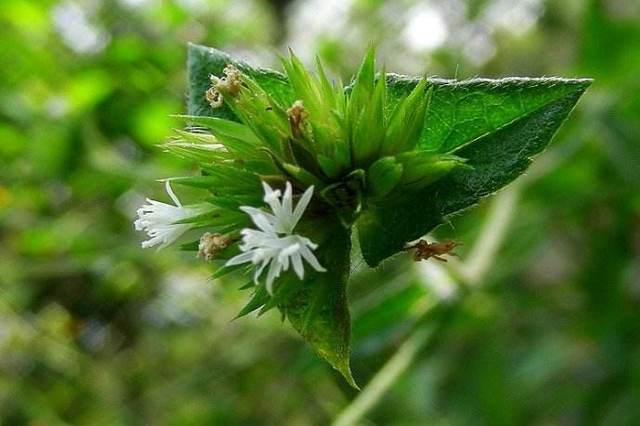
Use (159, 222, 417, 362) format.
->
(287, 100, 308, 139)
(211, 64, 242, 95)
(205, 64, 243, 109)
(220, 64, 242, 94)
(404, 239, 461, 262)
(198, 232, 233, 261)
(206, 87, 223, 108)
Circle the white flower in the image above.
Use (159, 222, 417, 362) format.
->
(225, 181, 326, 294)
(135, 181, 209, 249)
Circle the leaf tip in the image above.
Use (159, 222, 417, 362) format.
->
(319, 347, 359, 389)
(338, 361, 360, 390)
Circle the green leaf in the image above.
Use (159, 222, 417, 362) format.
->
(352, 69, 387, 166)
(385, 75, 592, 153)
(347, 45, 376, 118)
(281, 163, 323, 187)
(235, 284, 269, 319)
(187, 47, 590, 158)
(277, 218, 357, 388)
(317, 154, 342, 178)
(212, 263, 245, 280)
(395, 151, 468, 191)
(382, 79, 430, 156)
(367, 156, 403, 198)
(179, 115, 263, 147)
(358, 78, 591, 266)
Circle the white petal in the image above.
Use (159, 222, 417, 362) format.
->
(296, 235, 318, 250)
(291, 252, 304, 279)
(254, 259, 270, 283)
(278, 242, 300, 271)
(279, 241, 300, 258)
(291, 185, 314, 228)
(164, 181, 182, 207)
(239, 232, 272, 251)
(225, 251, 255, 266)
(282, 181, 293, 218)
(261, 181, 277, 200)
(240, 206, 278, 226)
(262, 181, 282, 215)
(298, 243, 326, 272)
(141, 238, 160, 249)
(240, 207, 277, 234)
(265, 260, 282, 294)
(279, 253, 290, 270)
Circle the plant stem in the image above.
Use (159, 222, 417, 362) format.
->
(332, 301, 456, 426)
(332, 328, 433, 426)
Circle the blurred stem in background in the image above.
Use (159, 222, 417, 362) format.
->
(334, 134, 590, 424)
(334, 183, 520, 426)
(266, 0, 294, 42)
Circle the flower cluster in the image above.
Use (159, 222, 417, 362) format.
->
(136, 178, 324, 293)
(135, 47, 466, 298)
(133, 43, 589, 387)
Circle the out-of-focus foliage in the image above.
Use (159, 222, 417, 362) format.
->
(0, 0, 638, 425)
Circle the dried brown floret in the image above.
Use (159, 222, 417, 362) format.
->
(198, 232, 233, 260)
(404, 239, 461, 262)
(287, 100, 308, 139)
(205, 64, 243, 109)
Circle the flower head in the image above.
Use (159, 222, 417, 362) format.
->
(225, 182, 325, 294)
(135, 181, 209, 249)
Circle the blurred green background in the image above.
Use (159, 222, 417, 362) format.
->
(1, 0, 639, 424)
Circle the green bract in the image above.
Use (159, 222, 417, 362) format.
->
(159, 44, 590, 387)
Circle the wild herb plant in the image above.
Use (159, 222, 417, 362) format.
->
(136, 44, 590, 386)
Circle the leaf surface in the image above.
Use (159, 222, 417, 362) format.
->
(277, 218, 356, 387)
(358, 78, 591, 265)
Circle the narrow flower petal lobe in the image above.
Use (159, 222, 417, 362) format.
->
(225, 182, 324, 293)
